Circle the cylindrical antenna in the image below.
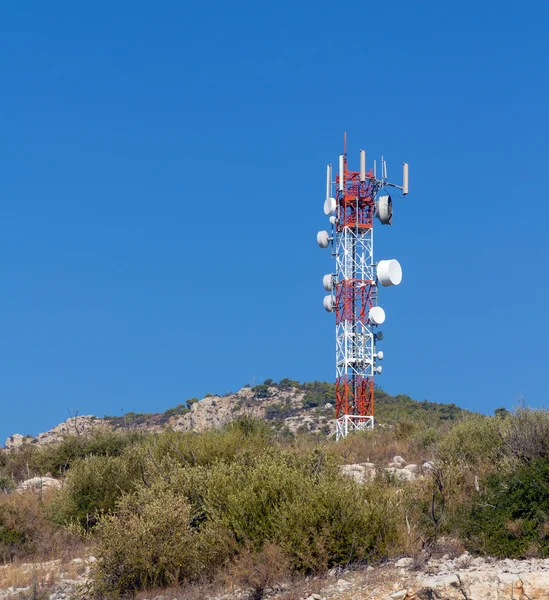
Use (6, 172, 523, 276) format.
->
(360, 149, 366, 181)
(382, 158, 387, 180)
(326, 164, 331, 199)
(373, 159, 377, 179)
(338, 155, 344, 191)
(403, 162, 409, 195)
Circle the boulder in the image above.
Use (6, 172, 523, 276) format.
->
(404, 464, 419, 473)
(17, 477, 62, 493)
(390, 468, 416, 482)
(395, 557, 414, 568)
(391, 455, 407, 466)
(5, 433, 26, 450)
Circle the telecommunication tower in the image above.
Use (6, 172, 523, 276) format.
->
(317, 135, 409, 440)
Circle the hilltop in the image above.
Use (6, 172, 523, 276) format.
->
(5, 379, 467, 449)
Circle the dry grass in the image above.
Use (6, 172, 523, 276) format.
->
(0, 560, 60, 589)
(0, 556, 92, 600)
(0, 488, 89, 565)
(332, 427, 437, 467)
(224, 543, 290, 600)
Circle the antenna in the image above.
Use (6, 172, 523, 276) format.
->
(316, 134, 411, 440)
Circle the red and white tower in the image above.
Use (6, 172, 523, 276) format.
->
(317, 135, 409, 440)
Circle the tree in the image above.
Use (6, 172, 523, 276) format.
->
(186, 398, 198, 410)
(494, 407, 510, 419)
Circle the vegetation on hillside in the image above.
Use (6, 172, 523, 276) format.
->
(2, 385, 548, 598)
(95, 380, 468, 434)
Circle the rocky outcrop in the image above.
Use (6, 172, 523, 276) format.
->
(341, 456, 432, 483)
(17, 476, 62, 493)
(4, 386, 336, 449)
(33, 415, 105, 445)
(414, 554, 549, 600)
(171, 386, 328, 435)
(4, 415, 107, 450)
(291, 555, 549, 600)
(2, 553, 549, 600)
(5, 433, 27, 450)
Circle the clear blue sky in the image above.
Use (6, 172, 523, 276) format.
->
(1, 1, 548, 440)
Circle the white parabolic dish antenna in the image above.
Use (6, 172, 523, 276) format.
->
(377, 259, 402, 287)
(322, 274, 333, 291)
(369, 306, 386, 325)
(317, 230, 330, 248)
(324, 197, 336, 215)
(376, 194, 393, 225)
(323, 294, 335, 312)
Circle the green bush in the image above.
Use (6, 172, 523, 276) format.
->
(264, 402, 295, 421)
(91, 439, 404, 594)
(501, 407, 549, 464)
(436, 415, 502, 469)
(92, 484, 233, 597)
(50, 449, 146, 530)
(165, 446, 399, 572)
(462, 459, 549, 557)
(300, 381, 335, 409)
(186, 398, 198, 409)
(162, 404, 189, 419)
(28, 429, 145, 477)
(251, 384, 271, 399)
(147, 420, 271, 469)
(278, 378, 299, 390)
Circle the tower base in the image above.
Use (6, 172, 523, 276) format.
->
(335, 415, 374, 441)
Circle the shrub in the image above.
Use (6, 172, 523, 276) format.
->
(183, 447, 400, 572)
(278, 378, 299, 390)
(436, 415, 502, 470)
(461, 459, 549, 557)
(50, 450, 146, 530)
(227, 543, 289, 600)
(501, 407, 549, 465)
(0, 491, 80, 562)
(91, 439, 405, 594)
(251, 384, 271, 399)
(300, 381, 335, 409)
(148, 420, 271, 469)
(186, 398, 198, 409)
(163, 404, 189, 419)
(28, 429, 144, 477)
(264, 402, 295, 421)
(92, 484, 234, 597)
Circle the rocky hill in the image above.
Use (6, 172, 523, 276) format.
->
(4, 380, 466, 449)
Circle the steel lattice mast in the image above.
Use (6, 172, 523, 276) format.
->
(317, 135, 409, 440)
